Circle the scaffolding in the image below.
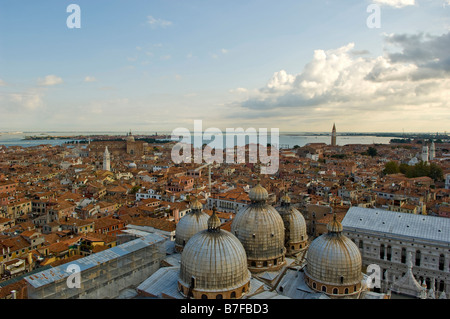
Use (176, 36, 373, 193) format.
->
(25, 234, 166, 299)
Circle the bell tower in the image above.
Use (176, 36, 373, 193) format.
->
(331, 123, 337, 146)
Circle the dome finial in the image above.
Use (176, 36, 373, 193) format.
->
(249, 180, 268, 202)
(190, 195, 203, 211)
(327, 199, 343, 233)
(208, 205, 221, 232)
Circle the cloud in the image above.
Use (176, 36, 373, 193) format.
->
(384, 32, 450, 79)
(84, 76, 97, 82)
(0, 79, 6, 86)
(38, 75, 63, 86)
(229, 88, 249, 94)
(232, 31, 450, 127)
(9, 88, 45, 110)
(146, 16, 172, 28)
(372, 0, 415, 8)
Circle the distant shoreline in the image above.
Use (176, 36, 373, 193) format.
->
(20, 131, 448, 140)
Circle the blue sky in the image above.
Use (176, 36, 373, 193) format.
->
(0, 0, 449, 133)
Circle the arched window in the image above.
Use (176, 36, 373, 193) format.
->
(387, 246, 392, 261)
(340, 276, 344, 284)
(380, 244, 385, 259)
(401, 248, 407, 264)
(439, 254, 445, 271)
(263, 261, 268, 267)
(416, 250, 422, 266)
(439, 280, 445, 292)
(201, 294, 208, 299)
(359, 240, 363, 250)
(216, 294, 223, 299)
(333, 288, 338, 295)
(344, 288, 349, 294)
(312, 282, 316, 289)
(251, 261, 256, 267)
(230, 291, 236, 299)
(321, 286, 327, 293)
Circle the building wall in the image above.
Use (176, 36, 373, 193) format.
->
(207, 197, 247, 213)
(343, 229, 450, 298)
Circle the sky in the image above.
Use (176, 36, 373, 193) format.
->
(0, 0, 449, 133)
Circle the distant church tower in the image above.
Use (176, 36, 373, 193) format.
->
(421, 145, 429, 163)
(103, 146, 111, 171)
(430, 141, 435, 161)
(331, 123, 337, 146)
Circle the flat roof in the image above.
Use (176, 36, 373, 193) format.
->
(342, 207, 450, 244)
(24, 233, 166, 289)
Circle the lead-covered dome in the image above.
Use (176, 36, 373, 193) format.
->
(276, 193, 308, 256)
(178, 207, 251, 299)
(175, 198, 209, 252)
(305, 213, 363, 297)
(248, 183, 269, 201)
(231, 181, 286, 273)
(126, 131, 135, 142)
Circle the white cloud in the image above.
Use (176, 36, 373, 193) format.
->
(84, 76, 97, 82)
(9, 88, 44, 110)
(38, 75, 63, 86)
(0, 79, 6, 86)
(229, 88, 249, 94)
(233, 32, 450, 129)
(146, 16, 172, 28)
(373, 0, 415, 8)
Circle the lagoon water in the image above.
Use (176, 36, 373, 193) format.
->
(0, 131, 394, 148)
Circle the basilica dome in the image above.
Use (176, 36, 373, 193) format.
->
(126, 131, 135, 142)
(174, 198, 209, 252)
(178, 207, 251, 299)
(231, 181, 286, 273)
(276, 193, 308, 256)
(304, 213, 363, 297)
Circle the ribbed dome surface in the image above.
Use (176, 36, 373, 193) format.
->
(175, 209, 209, 249)
(276, 202, 308, 246)
(231, 202, 285, 262)
(179, 230, 251, 292)
(306, 232, 362, 286)
(190, 198, 203, 211)
(248, 183, 268, 202)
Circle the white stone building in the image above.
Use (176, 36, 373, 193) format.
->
(342, 207, 450, 298)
